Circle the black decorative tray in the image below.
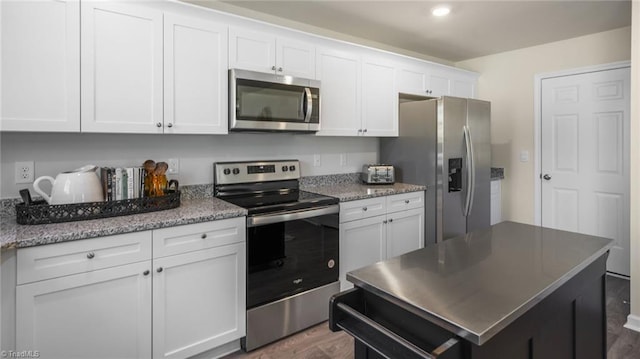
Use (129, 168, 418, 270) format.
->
(16, 190, 180, 225)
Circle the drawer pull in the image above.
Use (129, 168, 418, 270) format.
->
(404, 200, 410, 204)
(201, 233, 207, 239)
(362, 207, 368, 212)
(157, 267, 163, 273)
(86, 252, 95, 259)
(143, 270, 150, 276)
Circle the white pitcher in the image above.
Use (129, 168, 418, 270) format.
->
(33, 165, 104, 205)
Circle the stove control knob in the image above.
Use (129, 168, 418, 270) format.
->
(282, 166, 288, 172)
(223, 168, 231, 175)
(289, 165, 296, 171)
(232, 168, 240, 175)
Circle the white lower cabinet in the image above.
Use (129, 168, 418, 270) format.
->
(15, 217, 246, 359)
(152, 242, 245, 359)
(16, 261, 152, 359)
(339, 192, 425, 290)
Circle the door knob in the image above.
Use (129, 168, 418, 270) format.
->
(542, 174, 552, 180)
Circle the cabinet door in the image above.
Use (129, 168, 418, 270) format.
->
(228, 27, 275, 74)
(386, 208, 424, 259)
(16, 261, 152, 359)
(361, 57, 398, 137)
(428, 71, 450, 97)
(339, 215, 385, 290)
(276, 37, 315, 78)
(81, 2, 163, 133)
(315, 47, 361, 136)
(1, 0, 80, 132)
(153, 243, 246, 359)
(451, 78, 476, 98)
(398, 66, 428, 97)
(165, 14, 228, 134)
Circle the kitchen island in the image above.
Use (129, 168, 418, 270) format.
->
(330, 221, 613, 359)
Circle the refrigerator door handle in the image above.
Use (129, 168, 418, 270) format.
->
(463, 125, 476, 216)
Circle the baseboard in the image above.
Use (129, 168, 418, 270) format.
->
(624, 314, 640, 333)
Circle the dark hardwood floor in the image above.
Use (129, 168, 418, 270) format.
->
(226, 275, 639, 359)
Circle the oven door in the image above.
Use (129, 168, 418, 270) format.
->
(230, 69, 320, 132)
(246, 205, 339, 309)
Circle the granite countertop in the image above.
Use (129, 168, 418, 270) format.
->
(0, 197, 246, 250)
(347, 221, 614, 345)
(491, 167, 504, 180)
(0, 174, 425, 250)
(303, 182, 426, 202)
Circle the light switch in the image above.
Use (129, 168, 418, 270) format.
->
(520, 150, 529, 162)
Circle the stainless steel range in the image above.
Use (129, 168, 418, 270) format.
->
(214, 160, 340, 351)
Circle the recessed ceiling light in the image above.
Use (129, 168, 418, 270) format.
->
(431, 6, 451, 17)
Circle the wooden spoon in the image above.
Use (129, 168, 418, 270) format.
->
(154, 162, 169, 176)
(143, 160, 156, 174)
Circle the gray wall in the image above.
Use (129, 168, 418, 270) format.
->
(0, 132, 378, 199)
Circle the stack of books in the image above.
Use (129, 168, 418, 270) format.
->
(100, 167, 146, 201)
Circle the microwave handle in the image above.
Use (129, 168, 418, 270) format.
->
(303, 88, 313, 123)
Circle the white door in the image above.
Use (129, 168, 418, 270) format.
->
(152, 243, 246, 359)
(16, 262, 152, 359)
(276, 37, 315, 78)
(386, 208, 424, 259)
(361, 57, 398, 137)
(164, 14, 228, 135)
(228, 27, 275, 74)
(315, 47, 361, 136)
(541, 67, 630, 276)
(339, 215, 385, 290)
(81, 2, 163, 133)
(1, 0, 80, 132)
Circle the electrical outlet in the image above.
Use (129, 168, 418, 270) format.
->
(167, 158, 180, 174)
(15, 161, 35, 184)
(313, 154, 321, 167)
(340, 154, 347, 166)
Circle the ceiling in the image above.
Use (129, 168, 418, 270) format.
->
(191, 0, 631, 62)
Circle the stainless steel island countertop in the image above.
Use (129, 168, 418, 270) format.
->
(346, 221, 614, 346)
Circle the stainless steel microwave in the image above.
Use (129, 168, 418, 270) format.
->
(229, 69, 321, 132)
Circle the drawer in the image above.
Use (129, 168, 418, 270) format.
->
(17, 231, 152, 284)
(340, 197, 386, 223)
(386, 191, 424, 213)
(152, 217, 246, 258)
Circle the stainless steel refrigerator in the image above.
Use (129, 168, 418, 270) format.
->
(380, 96, 491, 244)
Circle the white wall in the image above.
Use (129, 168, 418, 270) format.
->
(456, 26, 631, 225)
(627, 1, 640, 332)
(0, 132, 378, 199)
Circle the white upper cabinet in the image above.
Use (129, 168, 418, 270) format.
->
(164, 14, 228, 134)
(399, 63, 477, 99)
(81, 2, 163, 133)
(361, 56, 398, 137)
(1, 0, 80, 132)
(315, 47, 361, 136)
(229, 28, 315, 78)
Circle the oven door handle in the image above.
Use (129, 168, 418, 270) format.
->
(247, 205, 339, 227)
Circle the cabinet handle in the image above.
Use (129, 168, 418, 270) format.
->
(389, 218, 393, 223)
(362, 207, 368, 212)
(201, 233, 207, 239)
(86, 252, 95, 259)
(157, 267, 163, 273)
(405, 200, 410, 204)
(357, 129, 362, 133)
(167, 123, 173, 128)
(143, 270, 150, 276)
(363, 129, 368, 133)
(277, 67, 283, 72)
(271, 65, 277, 71)
(156, 122, 162, 128)
(383, 220, 387, 224)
